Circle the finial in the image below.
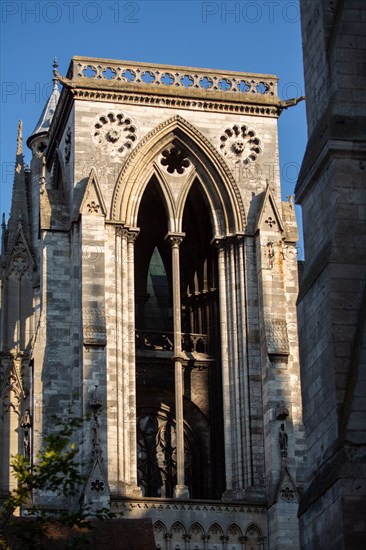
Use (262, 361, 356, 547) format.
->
(2, 213, 5, 228)
(16, 120, 23, 156)
(286, 195, 294, 207)
(53, 57, 59, 89)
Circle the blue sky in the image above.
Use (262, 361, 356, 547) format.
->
(0, 0, 307, 254)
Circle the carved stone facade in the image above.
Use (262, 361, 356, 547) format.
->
(1, 57, 305, 549)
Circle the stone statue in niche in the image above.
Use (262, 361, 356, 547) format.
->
(21, 409, 32, 459)
(279, 423, 288, 459)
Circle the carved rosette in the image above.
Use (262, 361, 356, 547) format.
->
(219, 124, 261, 165)
(93, 112, 137, 156)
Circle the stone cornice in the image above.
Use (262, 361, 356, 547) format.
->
(111, 497, 267, 513)
(68, 87, 279, 117)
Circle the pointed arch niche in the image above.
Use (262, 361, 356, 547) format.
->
(134, 171, 225, 499)
(113, 115, 246, 500)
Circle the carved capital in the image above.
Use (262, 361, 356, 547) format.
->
(126, 227, 140, 243)
(115, 226, 140, 243)
(211, 236, 226, 250)
(165, 232, 185, 248)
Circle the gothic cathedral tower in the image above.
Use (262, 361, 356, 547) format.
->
(1, 57, 305, 549)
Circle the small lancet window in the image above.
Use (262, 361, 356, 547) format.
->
(145, 247, 171, 331)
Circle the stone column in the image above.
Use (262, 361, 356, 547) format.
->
(116, 226, 141, 496)
(165, 232, 189, 499)
(127, 229, 139, 487)
(226, 236, 241, 488)
(214, 237, 233, 491)
(164, 533, 172, 550)
(183, 534, 191, 550)
(236, 234, 252, 487)
(221, 535, 229, 549)
(202, 534, 210, 550)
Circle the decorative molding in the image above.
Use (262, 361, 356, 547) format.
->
(1, 354, 25, 416)
(83, 306, 106, 345)
(71, 88, 279, 117)
(265, 319, 289, 355)
(111, 499, 267, 514)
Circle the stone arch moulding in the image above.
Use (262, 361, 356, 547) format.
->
(110, 115, 246, 235)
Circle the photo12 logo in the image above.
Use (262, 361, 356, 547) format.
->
(201, 2, 300, 24)
(1, 2, 140, 24)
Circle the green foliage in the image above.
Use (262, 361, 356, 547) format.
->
(0, 415, 114, 550)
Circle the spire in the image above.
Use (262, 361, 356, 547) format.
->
(26, 58, 60, 148)
(7, 120, 31, 247)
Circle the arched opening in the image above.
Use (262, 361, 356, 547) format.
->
(180, 178, 225, 499)
(134, 173, 225, 499)
(135, 175, 171, 334)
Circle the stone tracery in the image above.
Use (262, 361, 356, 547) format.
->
(219, 124, 261, 165)
(93, 112, 137, 155)
(160, 146, 191, 175)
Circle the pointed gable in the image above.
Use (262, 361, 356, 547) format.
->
(6, 223, 35, 278)
(255, 183, 284, 234)
(80, 168, 107, 217)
